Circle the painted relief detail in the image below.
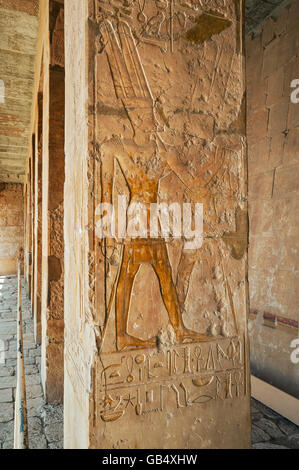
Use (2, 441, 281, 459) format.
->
(98, 20, 213, 351)
(96, 18, 241, 353)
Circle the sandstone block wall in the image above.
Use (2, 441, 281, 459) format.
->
(0, 183, 23, 275)
(246, 0, 299, 398)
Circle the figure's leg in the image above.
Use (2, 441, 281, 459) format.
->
(175, 249, 198, 310)
(152, 245, 183, 334)
(116, 245, 155, 350)
(153, 243, 213, 342)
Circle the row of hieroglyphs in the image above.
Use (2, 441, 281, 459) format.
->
(97, 370, 245, 422)
(96, 337, 246, 422)
(96, 0, 235, 53)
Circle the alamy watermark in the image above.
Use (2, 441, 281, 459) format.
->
(0, 79, 4, 104)
(290, 338, 299, 365)
(95, 196, 203, 250)
(0, 339, 5, 364)
(290, 79, 299, 104)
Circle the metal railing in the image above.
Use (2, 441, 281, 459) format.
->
(14, 249, 29, 449)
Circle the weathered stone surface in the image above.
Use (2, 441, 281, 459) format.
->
(25, 374, 41, 386)
(27, 396, 45, 416)
(28, 433, 48, 450)
(0, 0, 39, 16)
(287, 434, 299, 448)
(45, 422, 63, 443)
(0, 375, 16, 389)
(0, 2, 38, 183)
(0, 366, 14, 377)
(256, 418, 285, 439)
(26, 384, 43, 399)
(28, 416, 43, 435)
(0, 388, 12, 403)
(5, 359, 17, 367)
(277, 420, 299, 436)
(0, 184, 24, 274)
(41, 403, 63, 426)
(24, 357, 35, 366)
(48, 441, 63, 449)
(64, 0, 249, 449)
(24, 365, 39, 375)
(0, 402, 13, 422)
(247, 0, 299, 399)
(251, 424, 270, 443)
(0, 321, 16, 336)
(0, 276, 63, 449)
(252, 442, 288, 449)
(0, 420, 14, 442)
(29, 346, 41, 357)
(2, 440, 14, 449)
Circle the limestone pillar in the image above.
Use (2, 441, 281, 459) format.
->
(23, 182, 29, 288)
(40, 0, 65, 402)
(64, 0, 250, 448)
(33, 92, 43, 344)
(30, 135, 35, 311)
(24, 158, 33, 298)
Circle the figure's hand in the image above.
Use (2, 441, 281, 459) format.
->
(99, 237, 119, 266)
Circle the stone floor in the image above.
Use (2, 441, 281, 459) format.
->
(251, 398, 299, 449)
(0, 275, 298, 449)
(0, 275, 63, 449)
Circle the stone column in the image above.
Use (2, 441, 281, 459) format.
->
(23, 182, 29, 286)
(33, 92, 43, 344)
(30, 135, 35, 311)
(40, 0, 65, 403)
(64, 0, 250, 448)
(24, 159, 32, 298)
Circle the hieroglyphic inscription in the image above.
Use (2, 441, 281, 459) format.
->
(96, 336, 246, 423)
(96, 0, 233, 53)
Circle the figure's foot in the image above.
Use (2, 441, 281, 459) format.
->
(116, 333, 156, 351)
(177, 327, 217, 343)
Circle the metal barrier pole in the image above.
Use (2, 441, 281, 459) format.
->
(14, 248, 29, 449)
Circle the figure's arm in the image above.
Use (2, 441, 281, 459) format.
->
(99, 147, 116, 247)
(165, 146, 210, 199)
(100, 147, 114, 205)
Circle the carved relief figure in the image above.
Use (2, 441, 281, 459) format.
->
(98, 20, 223, 351)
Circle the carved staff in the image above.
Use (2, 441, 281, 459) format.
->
(14, 248, 29, 449)
(99, 244, 124, 353)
